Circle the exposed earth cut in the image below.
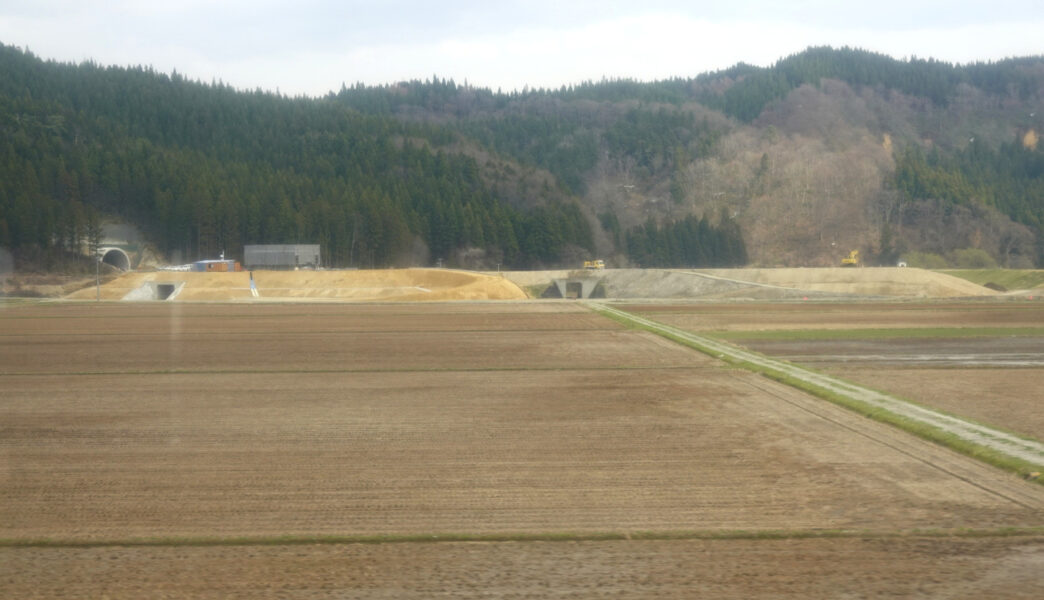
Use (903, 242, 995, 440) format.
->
(64, 268, 528, 302)
(61, 266, 1003, 302)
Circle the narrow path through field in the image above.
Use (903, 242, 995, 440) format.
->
(592, 303, 1044, 469)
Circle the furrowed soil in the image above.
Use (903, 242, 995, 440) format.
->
(2, 301, 1043, 598)
(825, 368, 1044, 441)
(3, 537, 1042, 599)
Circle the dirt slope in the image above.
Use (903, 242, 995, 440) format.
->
(499, 267, 996, 299)
(65, 269, 527, 302)
(66, 266, 994, 302)
(698, 268, 997, 298)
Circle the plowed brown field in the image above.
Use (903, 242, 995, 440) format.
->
(3, 537, 1042, 599)
(627, 301, 1044, 331)
(826, 368, 1044, 441)
(631, 301, 1044, 459)
(2, 301, 1042, 598)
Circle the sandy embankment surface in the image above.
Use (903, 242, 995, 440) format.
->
(495, 267, 997, 299)
(66, 266, 997, 302)
(65, 268, 528, 301)
(698, 267, 997, 297)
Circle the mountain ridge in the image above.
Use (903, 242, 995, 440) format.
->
(1, 44, 1041, 269)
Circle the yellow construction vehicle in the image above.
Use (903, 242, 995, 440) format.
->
(583, 259, 605, 270)
(841, 250, 859, 267)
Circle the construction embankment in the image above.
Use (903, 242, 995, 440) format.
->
(65, 269, 528, 302)
(64, 266, 1001, 302)
(497, 267, 998, 300)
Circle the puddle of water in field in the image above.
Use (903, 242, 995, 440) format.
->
(791, 354, 1044, 367)
(746, 337, 1044, 368)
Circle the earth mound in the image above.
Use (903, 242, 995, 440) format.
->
(497, 267, 997, 299)
(65, 269, 527, 302)
(698, 268, 997, 298)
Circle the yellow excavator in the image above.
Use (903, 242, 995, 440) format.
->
(841, 250, 860, 267)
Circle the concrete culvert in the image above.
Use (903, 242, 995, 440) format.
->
(121, 281, 185, 301)
(550, 278, 602, 299)
(100, 248, 131, 271)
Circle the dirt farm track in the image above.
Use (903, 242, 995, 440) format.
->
(2, 294, 1044, 597)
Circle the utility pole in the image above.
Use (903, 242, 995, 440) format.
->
(95, 251, 100, 301)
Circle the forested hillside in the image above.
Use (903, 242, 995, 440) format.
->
(1, 43, 1042, 269)
(0, 44, 593, 269)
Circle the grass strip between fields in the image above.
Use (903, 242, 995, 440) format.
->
(3, 527, 1043, 549)
(589, 303, 1044, 482)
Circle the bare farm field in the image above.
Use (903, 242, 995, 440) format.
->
(3, 536, 1043, 599)
(626, 301, 1044, 332)
(627, 301, 1044, 441)
(827, 368, 1044, 442)
(2, 301, 1043, 598)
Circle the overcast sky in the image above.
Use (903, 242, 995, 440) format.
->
(1, 1, 1041, 97)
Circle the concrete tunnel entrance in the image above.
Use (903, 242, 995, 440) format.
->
(100, 247, 131, 271)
